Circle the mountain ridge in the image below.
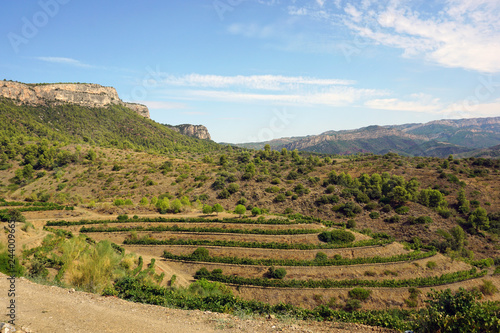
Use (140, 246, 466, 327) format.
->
(235, 117, 500, 157)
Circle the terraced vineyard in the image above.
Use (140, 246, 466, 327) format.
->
(46, 214, 497, 312)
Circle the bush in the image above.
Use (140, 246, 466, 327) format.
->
(251, 207, 261, 216)
(386, 215, 401, 223)
(217, 189, 231, 199)
(344, 299, 361, 312)
(394, 206, 409, 215)
(346, 219, 356, 229)
(348, 288, 372, 301)
(267, 266, 286, 279)
(318, 230, 355, 244)
(274, 194, 286, 203)
(117, 214, 128, 221)
(426, 261, 437, 269)
(414, 216, 433, 225)
(369, 212, 380, 219)
(192, 247, 210, 259)
(479, 279, 498, 296)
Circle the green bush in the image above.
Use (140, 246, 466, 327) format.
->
(369, 212, 380, 219)
(348, 288, 372, 301)
(394, 206, 409, 215)
(346, 219, 356, 229)
(267, 266, 286, 279)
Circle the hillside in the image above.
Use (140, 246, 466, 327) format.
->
(1, 97, 500, 332)
(0, 98, 221, 154)
(236, 117, 500, 157)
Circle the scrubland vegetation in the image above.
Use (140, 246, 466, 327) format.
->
(1, 99, 500, 332)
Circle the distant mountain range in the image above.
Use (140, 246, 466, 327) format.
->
(235, 117, 500, 158)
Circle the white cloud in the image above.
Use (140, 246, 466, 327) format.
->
(180, 86, 387, 107)
(162, 74, 356, 91)
(341, 0, 500, 73)
(365, 94, 500, 118)
(35, 57, 93, 68)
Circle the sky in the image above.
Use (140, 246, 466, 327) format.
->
(1, 0, 500, 143)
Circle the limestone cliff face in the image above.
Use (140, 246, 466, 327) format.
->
(0, 81, 150, 118)
(164, 124, 212, 140)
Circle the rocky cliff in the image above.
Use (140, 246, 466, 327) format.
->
(0, 81, 150, 118)
(164, 124, 211, 140)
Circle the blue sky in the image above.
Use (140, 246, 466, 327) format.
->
(1, 0, 500, 143)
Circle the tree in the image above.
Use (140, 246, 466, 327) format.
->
(469, 207, 489, 231)
(171, 199, 183, 214)
(213, 203, 223, 216)
(139, 197, 149, 206)
(390, 186, 410, 205)
(202, 205, 213, 215)
(457, 189, 470, 215)
(234, 204, 246, 217)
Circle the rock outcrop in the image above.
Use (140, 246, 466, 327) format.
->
(0, 81, 150, 118)
(164, 124, 212, 140)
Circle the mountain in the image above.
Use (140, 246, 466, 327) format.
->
(0, 81, 219, 153)
(0, 80, 150, 118)
(235, 117, 500, 157)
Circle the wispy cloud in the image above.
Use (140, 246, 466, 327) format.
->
(181, 86, 387, 107)
(35, 57, 93, 68)
(341, 0, 500, 73)
(365, 94, 500, 118)
(286, 0, 500, 73)
(162, 74, 355, 91)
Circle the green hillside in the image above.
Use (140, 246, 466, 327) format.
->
(0, 98, 222, 154)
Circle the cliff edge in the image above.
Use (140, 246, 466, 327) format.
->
(0, 81, 150, 118)
(164, 124, 212, 140)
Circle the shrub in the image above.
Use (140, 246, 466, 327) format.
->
(325, 185, 335, 194)
(381, 204, 392, 212)
(426, 261, 437, 269)
(202, 205, 213, 215)
(251, 207, 261, 216)
(318, 230, 355, 244)
(217, 189, 231, 199)
(479, 280, 498, 296)
(274, 194, 286, 203)
(315, 252, 328, 262)
(348, 288, 372, 301)
(117, 214, 128, 221)
(346, 219, 356, 229)
(192, 247, 210, 259)
(369, 212, 380, 219)
(227, 183, 240, 194)
(394, 206, 409, 215)
(267, 266, 286, 279)
(386, 215, 401, 223)
(344, 299, 361, 312)
(414, 216, 433, 225)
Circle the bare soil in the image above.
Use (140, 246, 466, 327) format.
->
(0, 273, 397, 333)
